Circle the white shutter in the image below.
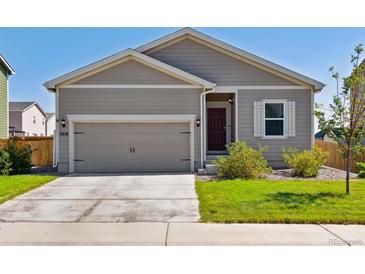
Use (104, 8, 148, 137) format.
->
(286, 101, 296, 137)
(254, 101, 264, 137)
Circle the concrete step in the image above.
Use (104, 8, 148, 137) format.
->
(206, 164, 217, 175)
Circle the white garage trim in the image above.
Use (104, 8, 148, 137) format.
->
(67, 114, 196, 173)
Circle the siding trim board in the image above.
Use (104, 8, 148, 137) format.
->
(63, 85, 200, 89)
(67, 114, 196, 173)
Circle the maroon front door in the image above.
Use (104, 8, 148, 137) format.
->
(207, 108, 226, 150)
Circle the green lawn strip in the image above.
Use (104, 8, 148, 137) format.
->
(0, 175, 57, 204)
(196, 179, 365, 224)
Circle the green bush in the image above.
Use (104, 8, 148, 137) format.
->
(357, 162, 365, 178)
(282, 147, 328, 177)
(213, 141, 272, 179)
(0, 149, 12, 175)
(0, 140, 32, 175)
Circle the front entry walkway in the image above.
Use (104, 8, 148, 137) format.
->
(0, 174, 200, 223)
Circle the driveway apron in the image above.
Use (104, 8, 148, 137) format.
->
(0, 174, 200, 223)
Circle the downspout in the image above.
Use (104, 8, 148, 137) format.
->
(200, 86, 215, 168)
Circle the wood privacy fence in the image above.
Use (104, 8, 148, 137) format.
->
(315, 140, 365, 173)
(0, 137, 53, 167)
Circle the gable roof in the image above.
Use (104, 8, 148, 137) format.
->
(9, 101, 36, 111)
(0, 54, 15, 75)
(46, 112, 55, 119)
(44, 49, 214, 91)
(9, 101, 47, 117)
(136, 28, 325, 91)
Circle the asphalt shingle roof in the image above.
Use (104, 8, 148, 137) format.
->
(9, 102, 36, 111)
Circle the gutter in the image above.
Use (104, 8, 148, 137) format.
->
(200, 85, 215, 168)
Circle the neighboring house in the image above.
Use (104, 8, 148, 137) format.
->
(0, 54, 15, 139)
(46, 112, 55, 136)
(9, 102, 47, 137)
(44, 28, 325, 174)
(9, 126, 25, 138)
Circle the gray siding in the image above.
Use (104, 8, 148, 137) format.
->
(58, 88, 202, 172)
(237, 89, 312, 167)
(148, 38, 298, 86)
(73, 59, 190, 85)
(9, 111, 22, 129)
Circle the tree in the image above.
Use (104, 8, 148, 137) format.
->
(315, 44, 365, 194)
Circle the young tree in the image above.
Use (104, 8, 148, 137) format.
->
(315, 44, 365, 194)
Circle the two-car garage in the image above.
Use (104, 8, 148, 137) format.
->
(68, 115, 196, 173)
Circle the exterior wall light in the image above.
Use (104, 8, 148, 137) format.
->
(61, 119, 66, 128)
(196, 118, 201, 127)
(228, 98, 234, 104)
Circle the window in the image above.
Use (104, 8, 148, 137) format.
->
(42, 118, 45, 125)
(264, 102, 285, 137)
(33, 116, 36, 124)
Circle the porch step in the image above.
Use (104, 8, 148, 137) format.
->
(206, 164, 217, 175)
(206, 154, 228, 164)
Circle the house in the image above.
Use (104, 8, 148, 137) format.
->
(0, 54, 15, 139)
(9, 126, 25, 138)
(9, 102, 47, 137)
(44, 28, 325, 174)
(45, 112, 55, 136)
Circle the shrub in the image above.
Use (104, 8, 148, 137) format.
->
(0, 149, 12, 175)
(213, 141, 272, 179)
(282, 147, 328, 177)
(0, 140, 32, 175)
(357, 162, 365, 178)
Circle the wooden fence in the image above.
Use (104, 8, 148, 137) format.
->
(0, 137, 53, 167)
(315, 140, 365, 173)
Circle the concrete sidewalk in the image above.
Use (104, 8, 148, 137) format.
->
(0, 222, 364, 245)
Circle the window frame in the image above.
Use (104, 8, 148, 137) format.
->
(263, 99, 287, 139)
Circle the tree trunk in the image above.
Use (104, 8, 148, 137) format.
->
(345, 152, 351, 195)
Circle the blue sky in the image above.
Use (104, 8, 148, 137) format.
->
(0, 27, 364, 114)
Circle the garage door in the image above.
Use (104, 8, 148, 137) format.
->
(74, 123, 191, 173)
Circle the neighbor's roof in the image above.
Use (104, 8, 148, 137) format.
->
(46, 112, 55, 118)
(136, 28, 325, 91)
(9, 101, 36, 111)
(0, 54, 15, 75)
(9, 101, 47, 117)
(44, 48, 215, 91)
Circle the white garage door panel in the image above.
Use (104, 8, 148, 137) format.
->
(74, 123, 190, 173)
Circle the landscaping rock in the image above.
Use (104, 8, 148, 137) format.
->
(266, 166, 358, 181)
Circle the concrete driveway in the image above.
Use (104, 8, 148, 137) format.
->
(0, 174, 200, 223)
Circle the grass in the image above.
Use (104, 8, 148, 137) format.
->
(0, 175, 57, 204)
(196, 179, 365, 224)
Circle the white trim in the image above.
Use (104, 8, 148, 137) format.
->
(206, 101, 232, 146)
(262, 99, 287, 139)
(54, 88, 59, 167)
(215, 86, 310, 91)
(235, 91, 238, 141)
(6, 77, 9, 139)
(0, 54, 15, 75)
(67, 114, 196, 123)
(135, 28, 325, 91)
(44, 49, 214, 90)
(62, 84, 199, 89)
(311, 87, 315, 148)
(67, 114, 196, 173)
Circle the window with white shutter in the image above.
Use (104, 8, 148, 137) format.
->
(254, 100, 296, 139)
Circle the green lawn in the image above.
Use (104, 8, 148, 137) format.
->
(0, 175, 57, 204)
(196, 179, 365, 224)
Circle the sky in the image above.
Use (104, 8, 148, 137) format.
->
(0, 27, 364, 117)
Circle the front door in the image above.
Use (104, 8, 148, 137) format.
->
(207, 108, 226, 150)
